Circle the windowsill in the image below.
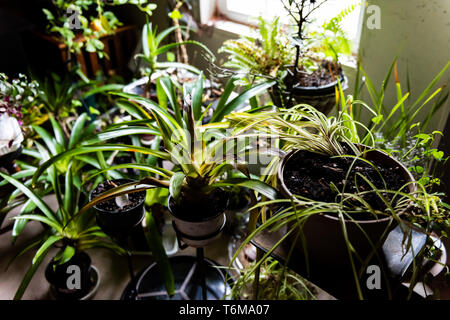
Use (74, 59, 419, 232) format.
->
(210, 17, 358, 70)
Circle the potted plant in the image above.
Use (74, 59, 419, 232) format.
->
(228, 257, 317, 300)
(41, 0, 157, 59)
(226, 96, 449, 298)
(125, 19, 214, 99)
(219, 1, 358, 113)
(66, 76, 278, 247)
(0, 165, 125, 300)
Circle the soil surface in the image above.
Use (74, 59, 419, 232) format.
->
(283, 149, 409, 214)
(290, 60, 343, 88)
(91, 180, 145, 212)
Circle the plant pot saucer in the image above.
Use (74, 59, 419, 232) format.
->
(48, 266, 100, 300)
(120, 255, 232, 300)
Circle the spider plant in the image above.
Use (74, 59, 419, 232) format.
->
(232, 183, 449, 300)
(226, 92, 448, 299)
(228, 257, 316, 300)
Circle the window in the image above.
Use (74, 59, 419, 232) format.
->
(215, 0, 363, 51)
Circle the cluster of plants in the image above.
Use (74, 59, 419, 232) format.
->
(42, 0, 157, 58)
(219, 0, 359, 109)
(0, 0, 449, 302)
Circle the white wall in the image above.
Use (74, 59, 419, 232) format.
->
(358, 0, 450, 133)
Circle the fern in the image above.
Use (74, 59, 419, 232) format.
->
(219, 17, 293, 82)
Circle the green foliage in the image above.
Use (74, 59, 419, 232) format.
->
(353, 60, 450, 188)
(229, 258, 316, 300)
(219, 17, 293, 85)
(1, 161, 125, 300)
(136, 19, 215, 81)
(79, 76, 277, 217)
(43, 1, 157, 57)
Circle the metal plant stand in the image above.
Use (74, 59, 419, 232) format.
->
(120, 215, 232, 300)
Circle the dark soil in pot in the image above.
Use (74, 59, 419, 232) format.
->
(288, 60, 343, 88)
(271, 60, 345, 114)
(91, 179, 148, 251)
(283, 148, 409, 217)
(45, 251, 93, 300)
(91, 179, 145, 213)
(278, 145, 417, 288)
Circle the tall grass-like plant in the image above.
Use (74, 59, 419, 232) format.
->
(0, 168, 125, 300)
(135, 18, 215, 96)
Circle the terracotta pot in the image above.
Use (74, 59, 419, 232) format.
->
(167, 191, 229, 247)
(269, 74, 347, 115)
(277, 146, 417, 269)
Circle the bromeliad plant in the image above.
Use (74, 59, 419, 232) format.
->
(64, 74, 278, 225)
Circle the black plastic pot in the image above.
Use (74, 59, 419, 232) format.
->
(90, 179, 148, 250)
(167, 189, 229, 247)
(277, 146, 417, 270)
(45, 251, 95, 300)
(270, 73, 347, 115)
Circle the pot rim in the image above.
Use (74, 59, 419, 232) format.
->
(90, 179, 146, 214)
(167, 190, 229, 223)
(277, 145, 417, 224)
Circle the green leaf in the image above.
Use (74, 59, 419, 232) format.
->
(212, 178, 278, 200)
(42, 8, 54, 20)
(12, 199, 36, 240)
(31, 144, 171, 185)
(54, 246, 75, 265)
(14, 235, 62, 300)
(0, 173, 59, 226)
(145, 210, 175, 296)
(49, 115, 66, 149)
(158, 77, 182, 125)
(371, 114, 383, 125)
(63, 161, 75, 216)
(211, 80, 276, 122)
(169, 172, 185, 201)
(432, 150, 444, 160)
(166, 51, 176, 62)
(184, 73, 204, 121)
(32, 125, 57, 156)
(169, 9, 183, 20)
